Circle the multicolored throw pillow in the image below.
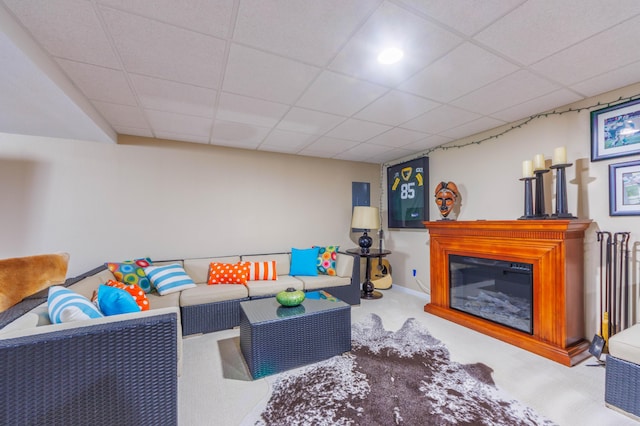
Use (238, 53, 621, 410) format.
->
(106, 258, 153, 293)
(246, 261, 278, 281)
(105, 280, 150, 311)
(315, 245, 340, 276)
(208, 262, 250, 285)
(48, 286, 103, 324)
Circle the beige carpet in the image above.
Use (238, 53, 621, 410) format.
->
(178, 287, 636, 426)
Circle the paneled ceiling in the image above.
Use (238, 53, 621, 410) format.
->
(2, 0, 640, 164)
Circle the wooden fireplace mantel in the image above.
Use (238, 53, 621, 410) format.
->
(423, 219, 592, 366)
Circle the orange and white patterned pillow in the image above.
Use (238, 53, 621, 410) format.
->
(208, 262, 249, 285)
(105, 280, 150, 311)
(245, 261, 278, 281)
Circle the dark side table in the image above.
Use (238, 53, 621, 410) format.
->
(347, 248, 392, 299)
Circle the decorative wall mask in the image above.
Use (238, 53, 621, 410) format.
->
(434, 181, 460, 220)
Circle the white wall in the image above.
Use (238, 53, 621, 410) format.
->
(0, 134, 380, 276)
(385, 82, 640, 337)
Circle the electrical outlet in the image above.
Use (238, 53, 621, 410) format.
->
(412, 269, 417, 277)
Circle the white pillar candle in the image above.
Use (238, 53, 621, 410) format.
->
(533, 154, 545, 171)
(553, 146, 567, 165)
(522, 160, 533, 178)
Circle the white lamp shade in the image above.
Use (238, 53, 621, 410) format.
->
(351, 206, 380, 230)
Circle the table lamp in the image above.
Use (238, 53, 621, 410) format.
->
(351, 206, 380, 254)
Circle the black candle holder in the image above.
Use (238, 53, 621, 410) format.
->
(550, 163, 577, 219)
(519, 177, 536, 220)
(533, 169, 549, 218)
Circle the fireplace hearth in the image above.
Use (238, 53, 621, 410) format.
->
(424, 219, 592, 366)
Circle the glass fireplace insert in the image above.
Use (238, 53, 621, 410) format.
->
(449, 254, 533, 334)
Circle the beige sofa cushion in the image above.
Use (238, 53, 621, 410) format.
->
(68, 269, 117, 300)
(295, 275, 351, 291)
(335, 253, 354, 277)
(245, 275, 303, 298)
(179, 284, 248, 306)
(609, 324, 640, 365)
(183, 256, 240, 284)
(146, 291, 180, 310)
(242, 253, 291, 276)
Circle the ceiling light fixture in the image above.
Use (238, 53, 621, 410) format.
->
(377, 47, 404, 65)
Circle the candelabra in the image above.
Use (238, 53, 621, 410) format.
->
(550, 163, 577, 219)
(519, 177, 536, 220)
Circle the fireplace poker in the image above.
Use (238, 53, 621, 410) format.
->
(589, 232, 608, 362)
(604, 231, 612, 343)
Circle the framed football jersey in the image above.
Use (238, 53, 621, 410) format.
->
(387, 157, 429, 228)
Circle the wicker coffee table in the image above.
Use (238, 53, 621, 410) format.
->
(239, 291, 351, 379)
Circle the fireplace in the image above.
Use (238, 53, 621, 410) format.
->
(449, 255, 533, 334)
(423, 219, 592, 366)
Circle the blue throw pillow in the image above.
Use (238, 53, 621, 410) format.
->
(48, 286, 103, 324)
(290, 247, 320, 276)
(97, 284, 140, 316)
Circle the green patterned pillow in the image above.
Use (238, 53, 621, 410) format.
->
(106, 258, 153, 293)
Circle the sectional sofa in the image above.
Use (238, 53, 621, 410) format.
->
(0, 250, 360, 425)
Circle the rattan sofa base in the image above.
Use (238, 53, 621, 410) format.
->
(181, 297, 249, 336)
(0, 311, 178, 426)
(605, 354, 640, 419)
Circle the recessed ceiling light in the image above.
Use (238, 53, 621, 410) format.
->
(377, 47, 404, 65)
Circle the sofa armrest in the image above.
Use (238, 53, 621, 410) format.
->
(320, 251, 360, 305)
(0, 308, 178, 426)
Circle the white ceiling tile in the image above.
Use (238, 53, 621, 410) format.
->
(97, 0, 235, 38)
(531, 14, 640, 86)
(396, 0, 525, 35)
(223, 44, 321, 104)
(260, 129, 319, 151)
(570, 61, 640, 97)
(329, 2, 462, 87)
(451, 70, 559, 115)
(154, 131, 209, 145)
(368, 148, 415, 164)
(399, 42, 518, 102)
(366, 127, 429, 148)
(217, 93, 290, 128)
(4, 0, 120, 67)
(276, 107, 345, 135)
(297, 71, 388, 116)
(100, 7, 225, 88)
(92, 100, 147, 128)
(336, 142, 395, 163)
(326, 118, 391, 142)
(234, 0, 381, 66)
(211, 120, 270, 148)
(401, 134, 453, 152)
(56, 59, 136, 105)
(130, 74, 216, 117)
(438, 117, 505, 139)
(475, 0, 640, 65)
(401, 105, 481, 134)
(299, 136, 360, 158)
(490, 89, 583, 123)
(146, 109, 212, 137)
(355, 90, 439, 125)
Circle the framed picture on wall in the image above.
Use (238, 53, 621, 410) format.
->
(387, 157, 429, 228)
(609, 159, 640, 216)
(591, 98, 640, 161)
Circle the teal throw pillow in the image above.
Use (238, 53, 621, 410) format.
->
(290, 247, 320, 276)
(97, 284, 140, 316)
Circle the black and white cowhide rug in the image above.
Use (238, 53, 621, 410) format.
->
(248, 314, 555, 426)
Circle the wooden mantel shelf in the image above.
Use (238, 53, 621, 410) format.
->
(423, 219, 592, 366)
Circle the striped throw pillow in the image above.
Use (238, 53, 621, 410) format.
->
(246, 261, 278, 281)
(144, 264, 196, 296)
(48, 286, 103, 324)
